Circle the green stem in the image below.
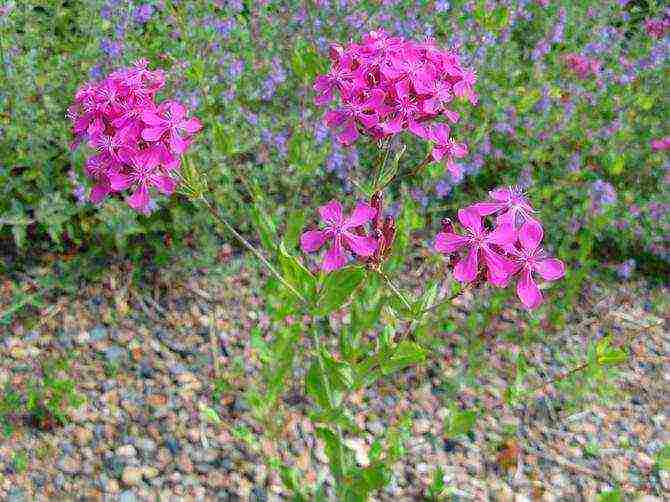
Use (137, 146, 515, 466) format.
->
(200, 196, 307, 304)
(312, 318, 347, 488)
(417, 284, 471, 316)
(378, 270, 412, 312)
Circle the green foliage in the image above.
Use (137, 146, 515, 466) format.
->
(444, 405, 478, 438)
(26, 354, 85, 426)
(655, 444, 670, 471)
(314, 267, 366, 316)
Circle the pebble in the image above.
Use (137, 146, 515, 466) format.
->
(121, 466, 144, 486)
(118, 490, 138, 502)
(116, 445, 137, 458)
(57, 456, 80, 475)
(136, 438, 157, 455)
(104, 345, 126, 364)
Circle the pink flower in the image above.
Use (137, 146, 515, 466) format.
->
(469, 186, 539, 228)
(141, 101, 202, 154)
(69, 62, 201, 212)
(507, 221, 566, 309)
(300, 200, 378, 271)
(314, 29, 477, 148)
(429, 123, 468, 178)
(651, 136, 670, 151)
(435, 208, 516, 285)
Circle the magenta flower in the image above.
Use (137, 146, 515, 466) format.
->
(469, 186, 539, 228)
(301, 200, 378, 271)
(141, 101, 202, 154)
(651, 136, 670, 151)
(324, 87, 386, 145)
(434, 208, 516, 285)
(69, 61, 201, 212)
(429, 123, 468, 178)
(507, 221, 566, 309)
(109, 148, 176, 212)
(314, 29, 477, 148)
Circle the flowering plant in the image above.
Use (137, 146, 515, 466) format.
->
(67, 25, 642, 502)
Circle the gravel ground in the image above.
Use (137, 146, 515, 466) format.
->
(0, 257, 668, 501)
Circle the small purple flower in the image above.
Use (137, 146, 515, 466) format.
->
(100, 39, 123, 59)
(133, 4, 154, 24)
(615, 259, 635, 279)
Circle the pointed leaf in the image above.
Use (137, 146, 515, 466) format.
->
(315, 267, 366, 316)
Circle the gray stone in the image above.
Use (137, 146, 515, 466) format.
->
(90, 326, 108, 341)
(119, 490, 139, 502)
(104, 345, 125, 363)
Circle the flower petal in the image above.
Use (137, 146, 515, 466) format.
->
(516, 269, 542, 309)
(141, 110, 165, 126)
(453, 246, 479, 283)
(457, 208, 482, 235)
(434, 231, 469, 254)
(127, 185, 150, 211)
(318, 200, 343, 225)
(344, 232, 377, 257)
(141, 126, 166, 142)
(181, 117, 202, 134)
(534, 258, 565, 281)
(482, 247, 513, 286)
(344, 202, 377, 228)
(322, 242, 347, 271)
(90, 183, 110, 204)
(486, 222, 516, 247)
(469, 201, 505, 216)
(300, 230, 329, 253)
(154, 175, 176, 195)
(518, 220, 544, 252)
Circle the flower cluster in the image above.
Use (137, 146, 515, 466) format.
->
(650, 136, 670, 152)
(314, 29, 476, 173)
(564, 53, 601, 79)
(435, 187, 565, 309)
(645, 15, 670, 39)
(68, 60, 202, 212)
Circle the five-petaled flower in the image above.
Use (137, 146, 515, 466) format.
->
(300, 200, 378, 271)
(469, 186, 539, 228)
(435, 208, 516, 285)
(507, 221, 566, 309)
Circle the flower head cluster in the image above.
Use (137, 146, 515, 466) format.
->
(314, 29, 477, 169)
(651, 136, 670, 152)
(645, 15, 670, 39)
(435, 186, 566, 309)
(564, 53, 601, 79)
(68, 60, 202, 212)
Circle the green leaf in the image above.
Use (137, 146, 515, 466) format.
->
(306, 361, 331, 409)
(315, 426, 348, 481)
(444, 406, 477, 437)
(321, 349, 354, 391)
(412, 280, 439, 318)
(655, 443, 670, 471)
(428, 466, 446, 498)
(595, 337, 627, 366)
(248, 203, 278, 251)
(596, 488, 622, 502)
(314, 267, 366, 316)
(380, 341, 427, 375)
(198, 403, 222, 425)
(284, 209, 306, 249)
(278, 242, 317, 300)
